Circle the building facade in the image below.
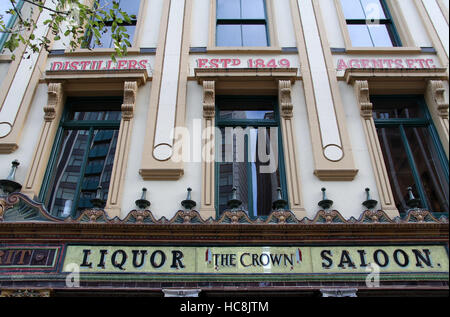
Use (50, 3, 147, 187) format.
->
(0, 0, 448, 298)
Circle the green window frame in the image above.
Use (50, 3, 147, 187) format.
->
(216, 0, 270, 47)
(372, 95, 449, 217)
(0, 0, 24, 51)
(40, 97, 122, 218)
(215, 95, 289, 219)
(340, 0, 402, 47)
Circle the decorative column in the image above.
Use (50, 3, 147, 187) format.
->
(200, 80, 216, 220)
(278, 80, 306, 220)
(0, 0, 56, 153)
(22, 82, 64, 199)
(426, 80, 449, 157)
(355, 80, 399, 218)
(291, 0, 358, 180)
(140, 0, 192, 180)
(105, 81, 138, 218)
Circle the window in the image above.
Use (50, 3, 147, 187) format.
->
(340, 0, 401, 47)
(0, 0, 24, 51)
(41, 97, 122, 218)
(84, 0, 141, 49)
(372, 96, 448, 216)
(215, 96, 288, 218)
(216, 0, 269, 47)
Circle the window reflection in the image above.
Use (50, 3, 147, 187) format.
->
(44, 102, 121, 218)
(341, 0, 400, 47)
(216, 97, 285, 218)
(373, 97, 448, 215)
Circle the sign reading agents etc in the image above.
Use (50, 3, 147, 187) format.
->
(62, 245, 449, 275)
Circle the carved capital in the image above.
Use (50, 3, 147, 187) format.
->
(122, 81, 138, 120)
(202, 81, 215, 119)
(279, 80, 293, 118)
(44, 83, 63, 122)
(428, 80, 449, 119)
(354, 80, 373, 119)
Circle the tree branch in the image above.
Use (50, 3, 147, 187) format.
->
(21, 0, 70, 16)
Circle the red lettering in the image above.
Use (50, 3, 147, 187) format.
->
(394, 59, 403, 68)
(117, 60, 127, 69)
(415, 59, 426, 68)
(128, 60, 138, 69)
(383, 59, 394, 68)
(361, 59, 370, 68)
(80, 61, 91, 70)
(220, 59, 232, 68)
(337, 59, 348, 70)
(50, 61, 63, 71)
(266, 59, 277, 68)
(232, 59, 241, 67)
(425, 59, 435, 68)
(70, 61, 80, 70)
(406, 59, 416, 68)
(197, 59, 208, 68)
(93, 60, 103, 70)
(63, 61, 70, 70)
(210, 59, 219, 68)
(371, 59, 383, 68)
(139, 59, 149, 69)
(349, 59, 361, 68)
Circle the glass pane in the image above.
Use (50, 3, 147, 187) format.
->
(90, 26, 113, 48)
(119, 0, 141, 17)
(341, 0, 366, 19)
(0, 2, 12, 22)
(376, 127, 416, 214)
(77, 129, 119, 213)
(0, 1, 13, 40)
(368, 24, 393, 47)
(404, 127, 449, 213)
(97, 0, 113, 11)
(97, 0, 140, 17)
(372, 98, 424, 119)
(242, 24, 268, 46)
(219, 110, 275, 120)
(361, 0, 386, 20)
(217, 0, 241, 19)
(217, 127, 281, 217)
(348, 24, 373, 46)
(45, 130, 90, 217)
(249, 127, 281, 216)
(69, 110, 122, 121)
(242, 0, 266, 19)
(217, 162, 250, 214)
(216, 24, 242, 46)
(89, 24, 135, 49)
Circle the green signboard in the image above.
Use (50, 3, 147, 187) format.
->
(62, 245, 449, 276)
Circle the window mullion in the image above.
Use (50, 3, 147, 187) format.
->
(245, 134, 254, 218)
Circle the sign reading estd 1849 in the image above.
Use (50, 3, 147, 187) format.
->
(62, 245, 449, 276)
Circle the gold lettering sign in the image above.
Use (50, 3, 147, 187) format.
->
(62, 245, 449, 275)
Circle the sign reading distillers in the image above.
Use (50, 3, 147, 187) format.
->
(62, 245, 449, 275)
